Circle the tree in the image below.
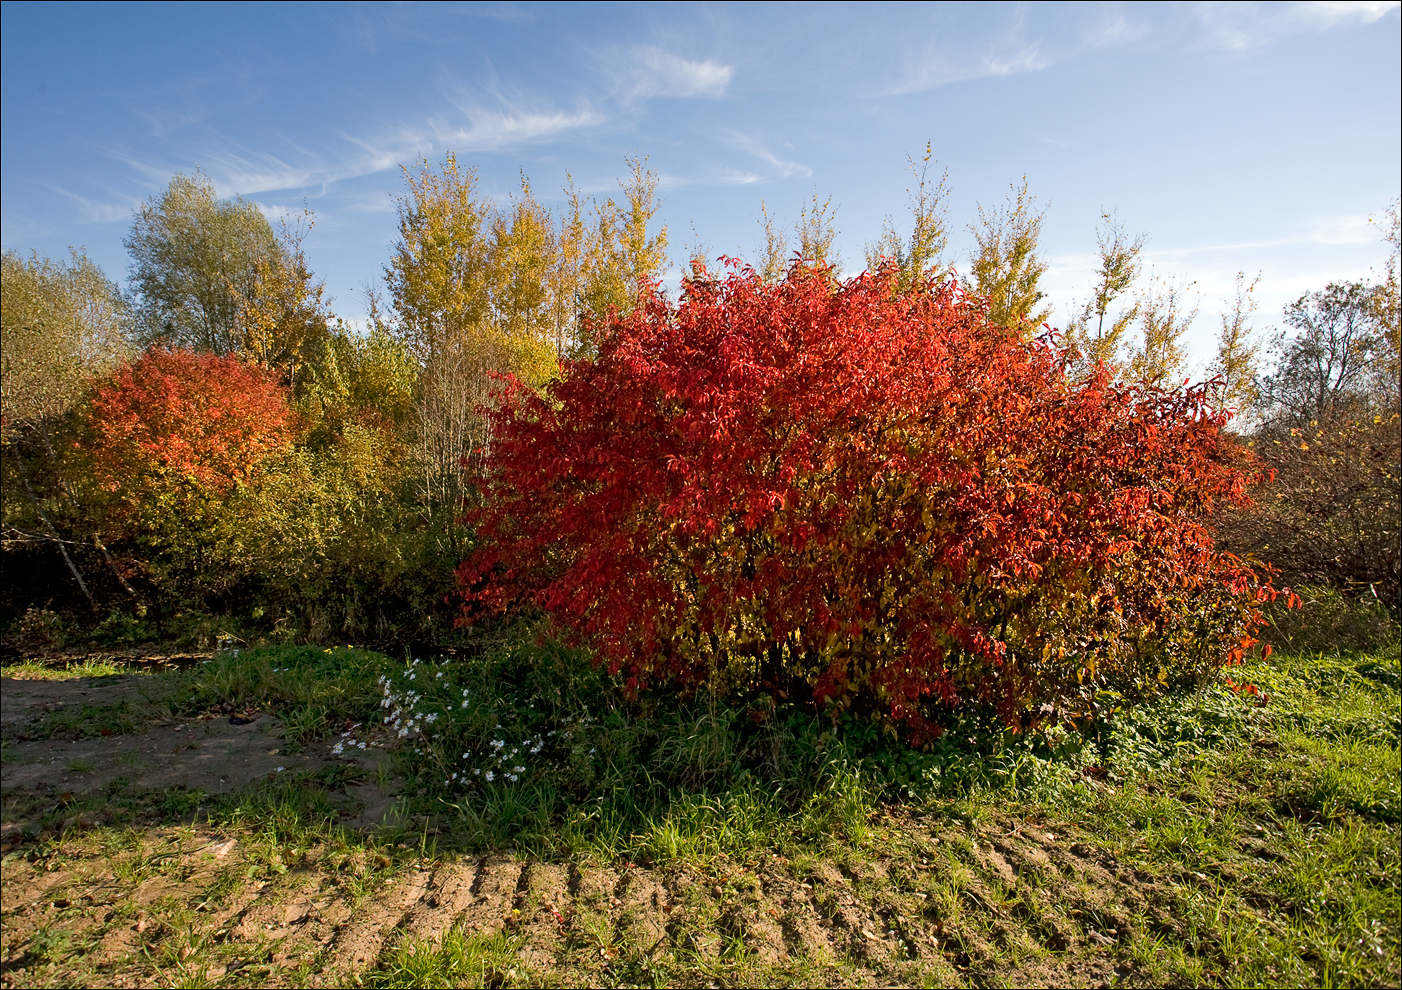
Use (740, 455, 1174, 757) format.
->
(461, 263, 1273, 742)
(1218, 413, 1400, 611)
(2, 249, 130, 442)
(125, 170, 283, 355)
(754, 190, 844, 285)
(795, 192, 841, 274)
(1208, 272, 1262, 418)
(579, 156, 670, 322)
(84, 347, 294, 610)
(387, 153, 674, 514)
(386, 155, 558, 512)
(1258, 280, 1382, 428)
(2, 249, 131, 607)
(233, 210, 334, 395)
(1063, 212, 1145, 374)
(865, 143, 951, 292)
(966, 177, 1050, 331)
(755, 201, 790, 284)
(88, 347, 293, 496)
(1127, 274, 1197, 387)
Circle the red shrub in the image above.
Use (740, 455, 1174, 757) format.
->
(87, 346, 292, 495)
(460, 264, 1275, 741)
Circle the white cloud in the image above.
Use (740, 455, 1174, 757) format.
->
(1192, 0, 1400, 51)
(41, 184, 141, 224)
(427, 102, 602, 151)
(726, 133, 813, 179)
(652, 167, 764, 191)
(107, 96, 603, 200)
(614, 46, 732, 100)
(884, 7, 1135, 96)
(1296, 1, 1400, 25)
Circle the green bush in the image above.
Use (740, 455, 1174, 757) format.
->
(1259, 584, 1400, 655)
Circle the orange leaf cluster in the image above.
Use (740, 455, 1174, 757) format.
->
(87, 346, 292, 496)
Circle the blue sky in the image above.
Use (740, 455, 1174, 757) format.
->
(3, 2, 1398, 370)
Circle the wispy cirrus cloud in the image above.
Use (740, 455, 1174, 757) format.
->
(1192, 0, 1399, 51)
(884, 8, 1121, 96)
(42, 183, 143, 224)
(1297, 1, 1400, 24)
(887, 0, 1396, 95)
(887, 41, 1051, 95)
(612, 45, 733, 101)
(105, 95, 604, 200)
(726, 133, 812, 179)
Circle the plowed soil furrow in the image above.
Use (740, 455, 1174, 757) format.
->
(0, 815, 1277, 989)
(453, 855, 521, 938)
(398, 861, 479, 942)
(316, 866, 434, 979)
(614, 864, 668, 953)
(509, 861, 570, 973)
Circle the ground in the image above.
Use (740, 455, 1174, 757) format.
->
(1, 650, 1397, 989)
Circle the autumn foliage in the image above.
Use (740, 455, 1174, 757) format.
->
(79, 347, 295, 608)
(460, 263, 1277, 739)
(87, 346, 292, 496)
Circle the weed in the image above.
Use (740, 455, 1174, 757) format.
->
(31, 699, 145, 740)
(363, 926, 524, 989)
(1, 655, 132, 680)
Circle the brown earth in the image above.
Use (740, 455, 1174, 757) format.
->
(1, 673, 401, 836)
(0, 815, 1177, 988)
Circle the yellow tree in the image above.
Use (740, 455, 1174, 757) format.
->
(865, 143, 950, 292)
(1208, 272, 1262, 418)
(579, 156, 670, 326)
(386, 154, 531, 514)
(795, 192, 841, 273)
(755, 201, 789, 284)
(966, 177, 1051, 332)
(753, 190, 842, 284)
(1063, 212, 1145, 374)
(487, 174, 560, 387)
(385, 154, 671, 509)
(1128, 274, 1198, 386)
(234, 210, 334, 396)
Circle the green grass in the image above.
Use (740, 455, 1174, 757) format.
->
(3, 633, 1397, 989)
(167, 643, 398, 748)
(362, 927, 524, 989)
(30, 699, 146, 740)
(1, 655, 136, 680)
